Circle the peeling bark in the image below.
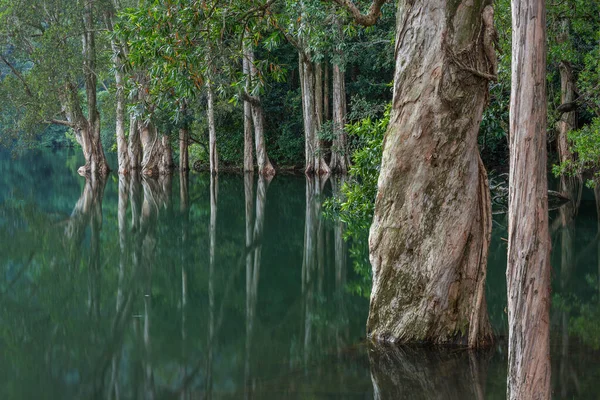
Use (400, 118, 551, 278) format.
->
(368, 0, 494, 347)
(506, 0, 551, 397)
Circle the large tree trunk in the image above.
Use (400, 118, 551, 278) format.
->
(140, 121, 162, 176)
(506, 0, 551, 397)
(324, 63, 330, 122)
(315, 63, 324, 130)
(243, 45, 255, 173)
(247, 47, 276, 177)
(207, 82, 219, 174)
(330, 63, 349, 173)
(367, 0, 495, 347)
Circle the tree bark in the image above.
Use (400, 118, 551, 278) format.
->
(179, 127, 189, 171)
(243, 45, 255, 173)
(557, 60, 576, 164)
(330, 63, 349, 173)
(82, 0, 109, 176)
(300, 54, 330, 175)
(207, 82, 219, 174)
(159, 134, 173, 174)
(315, 63, 324, 130)
(247, 47, 275, 177)
(506, 0, 551, 397)
(367, 0, 494, 347)
(128, 114, 142, 170)
(140, 121, 162, 176)
(324, 63, 330, 122)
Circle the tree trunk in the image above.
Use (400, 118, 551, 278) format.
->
(557, 60, 576, 164)
(324, 63, 330, 122)
(330, 63, 349, 173)
(315, 63, 324, 130)
(243, 45, 255, 173)
(179, 127, 189, 171)
(114, 55, 129, 174)
(128, 115, 142, 170)
(207, 82, 219, 174)
(140, 121, 161, 176)
(159, 134, 173, 174)
(300, 55, 330, 175)
(82, 0, 109, 176)
(247, 47, 275, 177)
(367, 0, 495, 347)
(506, 0, 551, 397)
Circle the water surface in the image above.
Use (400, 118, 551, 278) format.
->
(1, 149, 599, 399)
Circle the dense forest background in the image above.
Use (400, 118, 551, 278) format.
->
(0, 0, 596, 177)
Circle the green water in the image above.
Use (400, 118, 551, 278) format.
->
(0, 148, 599, 399)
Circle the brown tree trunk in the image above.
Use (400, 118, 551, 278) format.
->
(207, 82, 219, 174)
(243, 44, 255, 173)
(179, 127, 189, 171)
(557, 60, 576, 164)
(506, 0, 551, 397)
(367, 1, 495, 347)
(315, 63, 324, 130)
(330, 63, 349, 173)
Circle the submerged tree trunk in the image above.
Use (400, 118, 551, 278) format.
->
(506, 0, 551, 397)
(207, 82, 219, 174)
(128, 114, 142, 170)
(330, 63, 349, 173)
(368, 1, 495, 347)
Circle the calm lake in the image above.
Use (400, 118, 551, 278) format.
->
(1, 148, 599, 399)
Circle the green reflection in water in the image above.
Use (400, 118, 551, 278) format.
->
(1, 149, 600, 399)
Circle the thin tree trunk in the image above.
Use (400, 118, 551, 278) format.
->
(128, 114, 142, 170)
(159, 134, 173, 174)
(315, 63, 323, 130)
(243, 45, 255, 173)
(330, 63, 349, 173)
(207, 82, 219, 174)
(506, 0, 551, 397)
(324, 63, 330, 122)
(179, 127, 189, 171)
(368, 1, 495, 347)
(114, 51, 129, 174)
(557, 60, 576, 164)
(82, 0, 109, 176)
(247, 47, 275, 177)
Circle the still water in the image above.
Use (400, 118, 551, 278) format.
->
(0, 148, 599, 399)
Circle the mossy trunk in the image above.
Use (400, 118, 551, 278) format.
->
(368, 0, 495, 348)
(506, 0, 551, 397)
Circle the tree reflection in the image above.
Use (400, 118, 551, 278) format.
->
(369, 343, 490, 400)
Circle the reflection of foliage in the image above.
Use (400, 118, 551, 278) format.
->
(324, 105, 389, 296)
(555, 274, 600, 350)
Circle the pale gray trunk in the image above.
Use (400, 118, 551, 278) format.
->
(243, 45, 255, 173)
(140, 122, 162, 176)
(315, 63, 323, 130)
(300, 55, 330, 175)
(114, 55, 129, 174)
(507, 0, 551, 398)
(179, 127, 189, 171)
(368, 1, 494, 347)
(330, 63, 349, 173)
(159, 134, 173, 174)
(247, 47, 275, 177)
(128, 115, 142, 170)
(207, 83, 219, 174)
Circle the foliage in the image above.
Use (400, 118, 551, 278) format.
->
(324, 104, 390, 296)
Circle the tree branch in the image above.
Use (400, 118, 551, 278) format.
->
(0, 55, 33, 97)
(45, 119, 76, 128)
(330, 0, 387, 26)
